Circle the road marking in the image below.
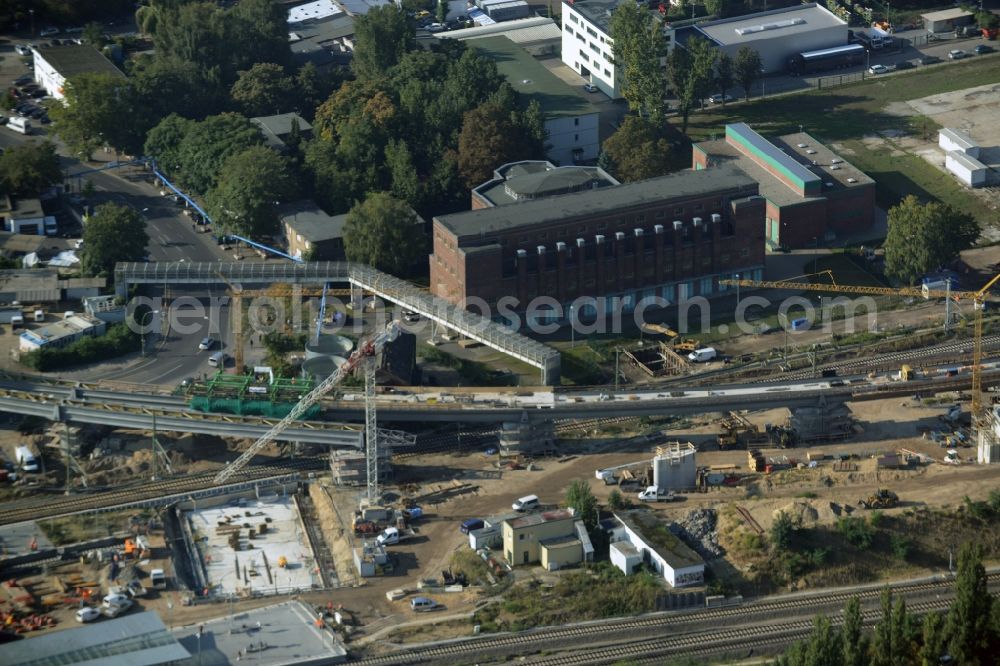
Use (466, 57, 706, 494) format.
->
(145, 361, 186, 384)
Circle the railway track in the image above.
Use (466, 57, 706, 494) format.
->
(355, 575, 993, 665)
(0, 456, 326, 526)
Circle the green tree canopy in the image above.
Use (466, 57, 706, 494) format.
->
(769, 510, 794, 550)
(842, 597, 867, 666)
(609, 2, 667, 122)
(145, 112, 263, 194)
(48, 72, 149, 158)
(132, 55, 229, 121)
(457, 100, 545, 187)
(230, 63, 295, 117)
(714, 52, 734, 106)
(945, 542, 994, 665)
(564, 479, 599, 532)
(352, 5, 415, 80)
(205, 146, 299, 240)
(343, 193, 427, 275)
(735, 46, 763, 101)
(0, 141, 61, 196)
(667, 37, 715, 133)
(599, 116, 674, 182)
(81, 203, 150, 276)
(883, 195, 979, 285)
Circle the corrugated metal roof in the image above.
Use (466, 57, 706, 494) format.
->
(947, 150, 988, 171)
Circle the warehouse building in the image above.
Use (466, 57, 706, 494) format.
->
(19, 313, 106, 352)
(32, 44, 125, 101)
(430, 165, 766, 317)
(672, 3, 848, 74)
(471, 160, 619, 209)
(609, 512, 704, 587)
(692, 123, 875, 249)
(472, 36, 600, 165)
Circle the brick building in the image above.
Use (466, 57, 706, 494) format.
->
(692, 123, 875, 249)
(430, 165, 766, 318)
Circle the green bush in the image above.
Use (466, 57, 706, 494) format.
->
(21, 322, 140, 371)
(837, 516, 874, 549)
(890, 534, 909, 561)
(868, 510, 884, 528)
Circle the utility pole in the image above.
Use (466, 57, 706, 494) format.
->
(614, 349, 620, 393)
(944, 278, 952, 332)
(151, 413, 159, 481)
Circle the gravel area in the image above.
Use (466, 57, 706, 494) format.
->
(671, 508, 724, 559)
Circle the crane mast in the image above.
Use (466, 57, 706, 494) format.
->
(213, 321, 401, 485)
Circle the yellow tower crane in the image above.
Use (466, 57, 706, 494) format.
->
(719, 271, 1000, 422)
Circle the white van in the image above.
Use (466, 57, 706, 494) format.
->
(512, 495, 539, 512)
(410, 597, 438, 612)
(208, 351, 226, 367)
(687, 347, 717, 363)
(33, 309, 44, 322)
(8, 116, 30, 135)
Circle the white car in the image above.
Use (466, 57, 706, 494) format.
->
(76, 606, 102, 623)
(583, 83, 598, 93)
(73, 239, 84, 250)
(426, 23, 446, 33)
(867, 64, 888, 75)
(102, 593, 129, 608)
(102, 599, 134, 618)
(39, 27, 60, 37)
(14, 45, 31, 56)
(708, 93, 733, 104)
(948, 49, 966, 60)
(198, 337, 215, 351)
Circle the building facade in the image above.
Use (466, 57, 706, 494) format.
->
(502, 509, 583, 567)
(692, 123, 875, 249)
(430, 165, 766, 319)
(472, 36, 600, 164)
(280, 200, 347, 261)
(19, 314, 106, 352)
(560, 0, 627, 99)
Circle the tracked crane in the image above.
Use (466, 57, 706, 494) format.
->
(719, 271, 1000, 422)
(213, 321, 401, 499)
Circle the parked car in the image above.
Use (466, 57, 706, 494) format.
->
(13, 74, 33, 86)
(708, 93, 734, 103)
(868, 64, 889, 75)
(583, 82, 598, 93)
(39, 27, 60, 37)
(198, 337, 215, 351)
(102, 593, 129, 608)
(75, 607, 101, 623)
(974, 44, 994, 55)
(460, 518, 484, 534)
(426, 22, 446, 32)
(894, 60, 914, 70)
(14, 45, 31, 56)
(410, 597, 440, 612)
(102, 599, 134, 618)
(919, 55, 942, 65)
(65, 26, 85, 34)
(948, 49, 966, 60)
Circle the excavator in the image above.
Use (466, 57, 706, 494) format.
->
(640, 323, 700, 353)
(859, 489, 899, 509)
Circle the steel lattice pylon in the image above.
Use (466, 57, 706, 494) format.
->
(364, 356, 379, 502)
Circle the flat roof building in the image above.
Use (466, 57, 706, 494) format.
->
(430, 165, 766, 317)
(280, 200, 348, 261)
(610, 512, 704, 587)
(560, 0, 633, 99)
(922, 8, 974, 34)
(435, 16, 562, 57)
(251, 112, 314, 152)
(692, 123, 875, 249)
(19, 313, 106, 352)
(31, 44, 125, 101)
(671, 3, 848, 73)
(472, 36, 600, 165)
(471, 160, 619, 209)
(502, 509, 589, 570)
(1, 611, 190, 666)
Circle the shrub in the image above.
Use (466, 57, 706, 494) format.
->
(890, 534, 909, 561)
(868, 510, 884, 528)
(770, 511, 795, 551)
(21, 323, 140, 371)
(837, 517, 874, 549)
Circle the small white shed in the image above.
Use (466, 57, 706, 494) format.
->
(939, 128, 980, 159)
(610, 540, 642, 575)
(945, 150, 987, 188)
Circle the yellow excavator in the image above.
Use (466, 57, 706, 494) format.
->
(641, 323, 700, 353)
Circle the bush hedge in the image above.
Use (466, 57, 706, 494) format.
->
(21, 322, 140, 371)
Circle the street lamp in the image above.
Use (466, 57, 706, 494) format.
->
(569, 304, 575, 348)
(140, 309, 160, 357)
(735, 273, 741, 308)
(29, 9, 34, 38)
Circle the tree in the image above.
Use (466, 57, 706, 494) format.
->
(0, 141, 61, 196)
(81, 203, 149, 276)
(436, 0, 447, 23)
(230, 63, 295, 117)
(607, 489, 627, 510)
(205, 146, 299, 239)
(714, 52, 734, 106)
(131, 55, 228, 121)
(872, 588, 894, 666)
(735, 46, 763, 101)
(884, 195, 978, 285)
(82, 21, 105, 46)
(600, 116, 674, 183)
(457, 102, 545, 187)
(667, 37, 715, 133)
(352, 6, 415, 80)
(704, 0, 732, 18)
(49, 72, 149, 159)
(945, 542, 994, 665)
(610, 2, 667, 122)
(770, 510, 794, 551)
(802, 615, 844, 666)
(343, 192, 426, 275)
(564, 479, 599, 532)
(890, 597, 912, 666)
(920, 612, 944, 666)
(842, 597, 867, 666)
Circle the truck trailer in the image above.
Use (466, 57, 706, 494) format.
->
(15, 445, 38, 472)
